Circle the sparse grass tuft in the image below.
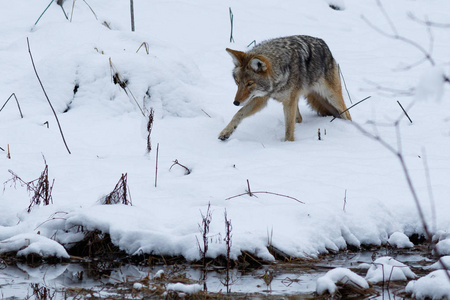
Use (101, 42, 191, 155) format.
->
(101, 173, 132, 205)
(4, 156, 54, 213)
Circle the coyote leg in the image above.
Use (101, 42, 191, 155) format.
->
(282, 90, 300, 141)
(219, 96, 269, 140)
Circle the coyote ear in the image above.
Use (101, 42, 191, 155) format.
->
(226, 48, 246, 66)
(250, 57, 268, 73)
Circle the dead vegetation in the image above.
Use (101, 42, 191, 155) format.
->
(3, 157, 54, 213)
(101, 173, 132, 205)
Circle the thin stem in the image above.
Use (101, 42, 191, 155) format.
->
(27, 38, 71, 154)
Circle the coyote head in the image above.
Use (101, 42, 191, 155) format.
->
(226, 48, 273, 106)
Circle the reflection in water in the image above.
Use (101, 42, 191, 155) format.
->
(0, 251, 432, 299)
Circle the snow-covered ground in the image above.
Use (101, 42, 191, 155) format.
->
(1, 0, 450, 297)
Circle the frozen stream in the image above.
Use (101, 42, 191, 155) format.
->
(0, 250, 433, 299)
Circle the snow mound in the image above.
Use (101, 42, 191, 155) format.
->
(0, 233, 69, 259)
(436, 239, 450, 255)
(316, 267, 369, 295)
(388, 232, 413, 248)
(365, 256, 416, 284)
(428, 256, 450, 270)
(406, 270, 450, 299)
(167, 283, 203, 294)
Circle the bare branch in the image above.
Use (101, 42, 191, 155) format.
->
(408, 13, 450, 29)
(226, 180, 304, 204)
(0, 93, 23, 118)
(362, 1, 435, 69)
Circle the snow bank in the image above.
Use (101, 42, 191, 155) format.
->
(0, 233, 69, 259)
(365, 256, 416, 284)
(406, 270, 450, 299)
(316, 267, 368, 295)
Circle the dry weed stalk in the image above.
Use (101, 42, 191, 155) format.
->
(196, 202, 212, 290)
(109, 58, 145, 116)
(136, 42, 149, 54)
(27, 38, 71, 154)
(222, 209, 234, 293)
(4, 158, 54, 213)
(197, 203, 212, 267)
(226, 179, 305, 204)
(155, 143, 159, 187)
(146, 108, 154, 152)
(0, 93, 23, 118)
(169, 159, 191, 175)
(102, 173, 132, 205)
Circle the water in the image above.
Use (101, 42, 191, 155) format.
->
(0, 250, 433, 299)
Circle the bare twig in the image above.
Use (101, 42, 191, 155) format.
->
(246, 179, 253, 196)
(397, 101, 412, 123)
(27, 38, 71, 154)
(229, 7, 234, 43)
(247, 40, 256, 48)
(338, 64, 353, 104)
(136, 42, 149, 54)
(0, 93, 23, 118)
(109, 58, 145, 116)
(155, 143, 159, 187)
(343, 189, 347, 212)
(130, 0, 135, 31)
(226, 180, 305, 204)
(361, 0, 435, 69)
(82, 0, 98, 20)
(35, 0, 55, 26)
(351, 120, 450, 281)
(146, 108, 154, 152)
(363, 80, 415, 97)
(408, 13, 450, 29)
(169, 159, 191, 175)
(330, 96, 371, 122)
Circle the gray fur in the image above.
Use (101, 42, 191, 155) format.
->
(220, 35, 351, 141)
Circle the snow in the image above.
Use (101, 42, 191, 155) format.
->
(388, 232, 414, 249)
(406, 270, 450, 299)
(166, 283, 203, 294)
(1, 0, 450, 297)
(428, 256, 450, 270)
(365, 256, 417, 284)
(436, 239, 450, 256)
(0, 233, 69, 259)
(316, 267, 369, 295)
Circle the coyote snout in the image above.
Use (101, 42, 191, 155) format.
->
(218, 35, 352, 142)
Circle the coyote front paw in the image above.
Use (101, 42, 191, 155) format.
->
(218, 132, 230, 141)
(218, 128, 233, 141)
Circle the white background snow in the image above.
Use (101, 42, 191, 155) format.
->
(1, 0, 450, 297)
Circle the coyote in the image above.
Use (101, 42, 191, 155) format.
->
(219, 35, 352, 142)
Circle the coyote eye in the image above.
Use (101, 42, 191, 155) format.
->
(246, 81, 254, 87)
